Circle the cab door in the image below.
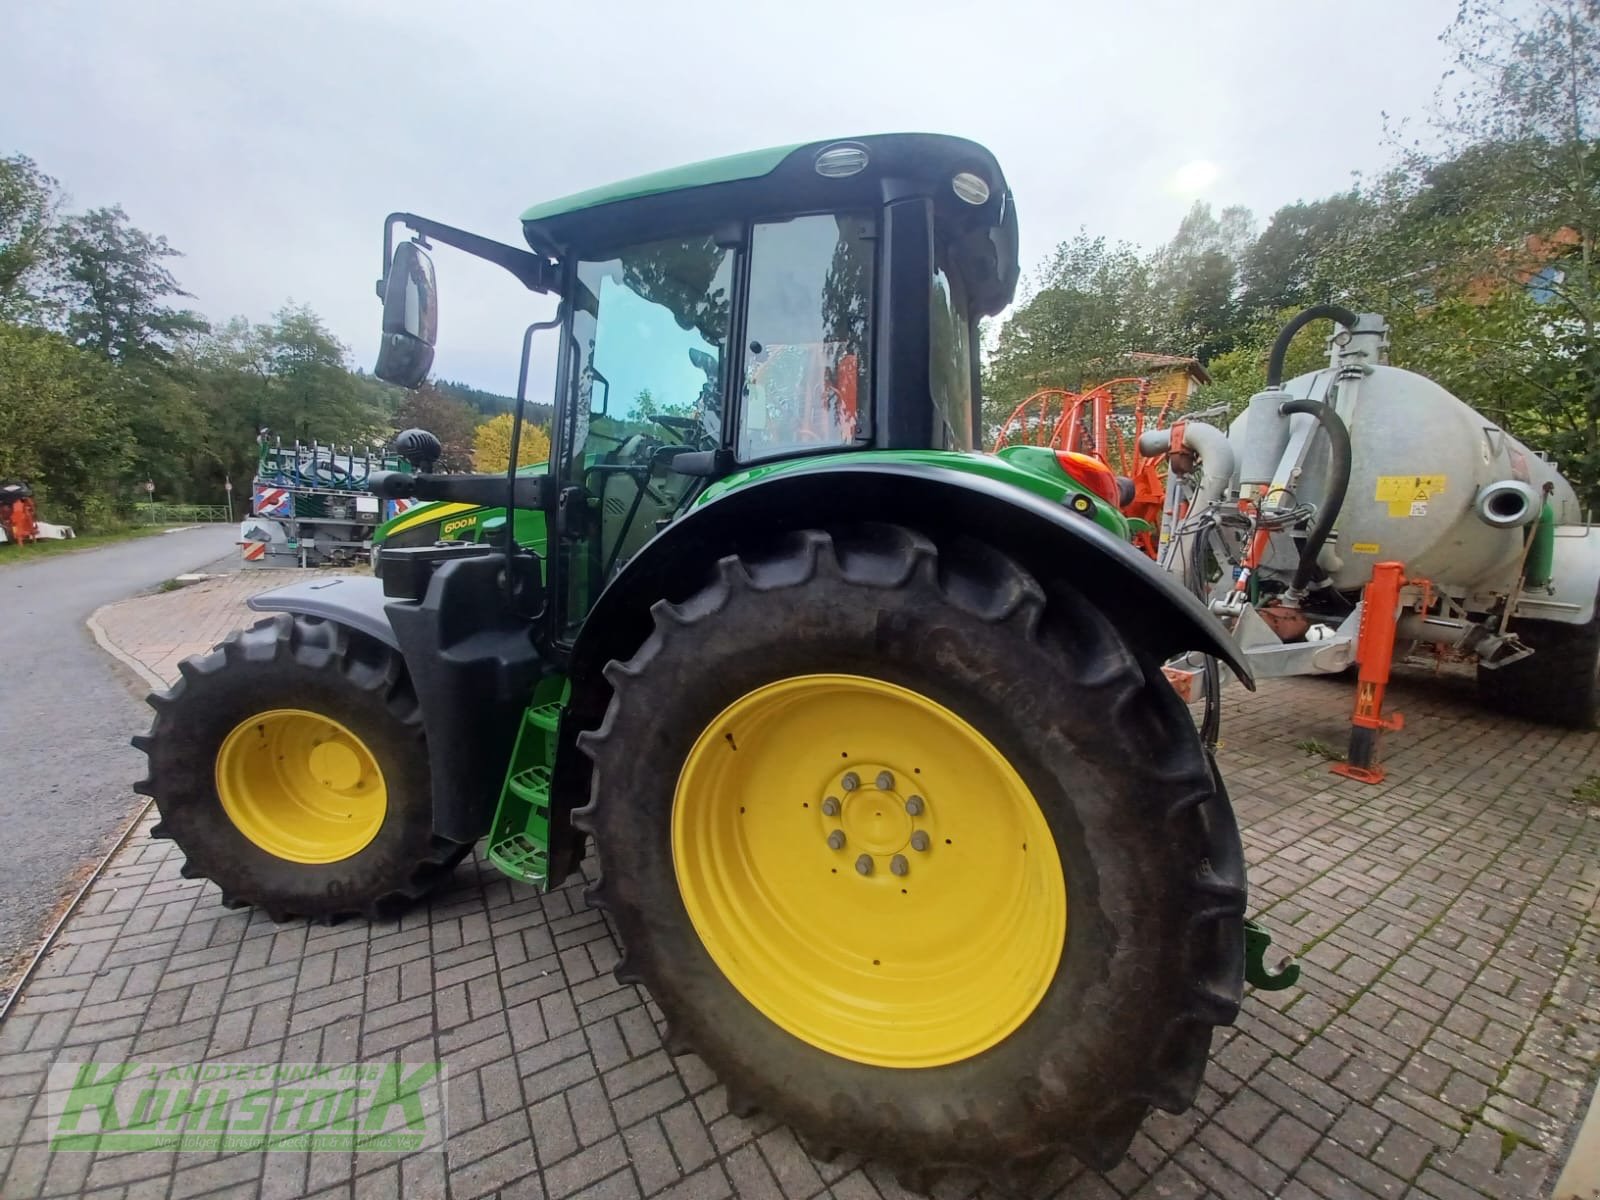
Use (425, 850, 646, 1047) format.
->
(551, 234, 737, 642)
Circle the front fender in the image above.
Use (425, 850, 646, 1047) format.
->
(248, 576, 398, 649)
(249, 564, 544, 845)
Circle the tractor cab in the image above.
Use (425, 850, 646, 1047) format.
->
(370, 133, 1020, 642)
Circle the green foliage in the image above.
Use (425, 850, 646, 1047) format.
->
(0, 164, 417, 525)
(983, 233, 1163, 429)
(435, 378, 509, 415)
(0, 322, 130, 525)
(1239, 194, 1370, 314)
(0, 154, 61, 323)
(56, 205, 209, 362)
(989, 0, 1600, 514)
(1294, 739, 1344, 762)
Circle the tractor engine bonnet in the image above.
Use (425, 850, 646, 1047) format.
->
(1230, 362, 1581, 594)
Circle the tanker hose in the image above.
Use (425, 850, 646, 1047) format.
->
(1266, 303, 1360, 388)
(1280, 398, 1352, 593)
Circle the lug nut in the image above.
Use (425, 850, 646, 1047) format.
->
(890, 854, 909, 876)
(855, 854, 873, 876)
(827, 830, 846, 850)
(904, 795, 924, 816)
(875, 771, 894, 791)
(910, 830, 929, 852)
(821, 797, 840, 816)
(841, 772, 860, 791)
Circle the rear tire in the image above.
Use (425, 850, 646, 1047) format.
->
(135, 614, 469, 922)
(577, 525, 1246, 1176)
(1478, 601, 1600, 728)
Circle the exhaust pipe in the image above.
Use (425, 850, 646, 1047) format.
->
(1475, 480, 1540, 529)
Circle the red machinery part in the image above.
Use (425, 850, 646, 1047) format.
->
(992, 380, 1183, 558)
(1331, 561, 1408, 784)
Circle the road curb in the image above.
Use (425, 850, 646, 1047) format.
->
(1554, 1077, 1600, 1199)
(86, 603, 168, 692)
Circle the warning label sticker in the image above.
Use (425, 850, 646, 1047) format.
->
(1351, 542, 1381, 554)
(1374, 474, 1447, 518)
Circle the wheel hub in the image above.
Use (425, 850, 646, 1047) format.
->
(215, 709, 387, 864)
(671, 674, 1067, 1068)
(831, 767, 915, 856)
(308, 740, 363, 791)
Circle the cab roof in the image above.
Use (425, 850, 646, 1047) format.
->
(520, 133, 1018, 314)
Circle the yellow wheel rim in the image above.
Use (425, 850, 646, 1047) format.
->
(215, 709, 387, 864)
(672, 674, 1066, 1068)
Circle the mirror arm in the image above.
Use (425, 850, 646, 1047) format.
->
(370, 470, 552, 510)
(379, 212, 556, 298)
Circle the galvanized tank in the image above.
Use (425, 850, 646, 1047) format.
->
(1230, 363, 1581, 593)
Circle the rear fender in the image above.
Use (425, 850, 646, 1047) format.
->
(545, 462, 1251, 883)
(1514, 524, 1600, 625)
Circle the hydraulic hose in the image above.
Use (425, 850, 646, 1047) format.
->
(1280, 398, 1352, 593)
(1266, 303, 1360, 388)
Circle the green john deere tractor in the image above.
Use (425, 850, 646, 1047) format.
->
(138, 133, 1270, 1179)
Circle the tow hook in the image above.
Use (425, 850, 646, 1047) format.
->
(1244, 918, 1301, 990)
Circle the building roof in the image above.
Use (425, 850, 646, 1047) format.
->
(1124, 352, 1213, 384)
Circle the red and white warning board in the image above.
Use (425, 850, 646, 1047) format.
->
(241, 541, 266, 562)
(252, 487, 291, 517)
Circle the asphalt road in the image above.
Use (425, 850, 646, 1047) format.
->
(0, 525, 240, 1001)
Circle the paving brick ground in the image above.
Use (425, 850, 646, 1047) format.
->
(2, 571, 1597, 1199)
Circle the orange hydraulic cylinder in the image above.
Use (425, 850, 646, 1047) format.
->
(1331, 561, 1407, 784)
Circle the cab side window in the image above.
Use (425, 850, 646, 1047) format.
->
(738, 214, 874, 461)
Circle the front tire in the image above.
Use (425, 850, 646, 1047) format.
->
(135, 614, 469, 921)
(577, 525, 1246, 1175)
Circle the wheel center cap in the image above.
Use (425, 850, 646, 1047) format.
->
(309, 740, 362, 791)
(842, 791, 912, 854)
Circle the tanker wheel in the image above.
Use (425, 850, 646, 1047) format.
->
(577, 525, 1246, 1179)
(1477, 595, 1600, 728)
(134, 613, 469, 922)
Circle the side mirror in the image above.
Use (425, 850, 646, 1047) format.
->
(375, 241, 437, 388)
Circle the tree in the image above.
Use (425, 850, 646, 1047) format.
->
(1239, 194, 1370, 314)
(0, 322, 131, 526)
(394, 383, 479, 471)
(258, 304, 387, 446)
(0, 154, 61, 322)
(1319, 0, 1600, 506)
(1147, 202, 1256, 361)
(474, 412, 552, 472)
(983, 233, 1163, 427)
(55, 206, 208, 362)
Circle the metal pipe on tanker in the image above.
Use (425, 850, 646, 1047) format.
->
(1139, 422, 1236, 577)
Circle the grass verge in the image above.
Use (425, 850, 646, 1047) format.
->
(0, 524, 171, 565)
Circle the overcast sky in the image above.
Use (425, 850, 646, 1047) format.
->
(3, 0, 1460, 396)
